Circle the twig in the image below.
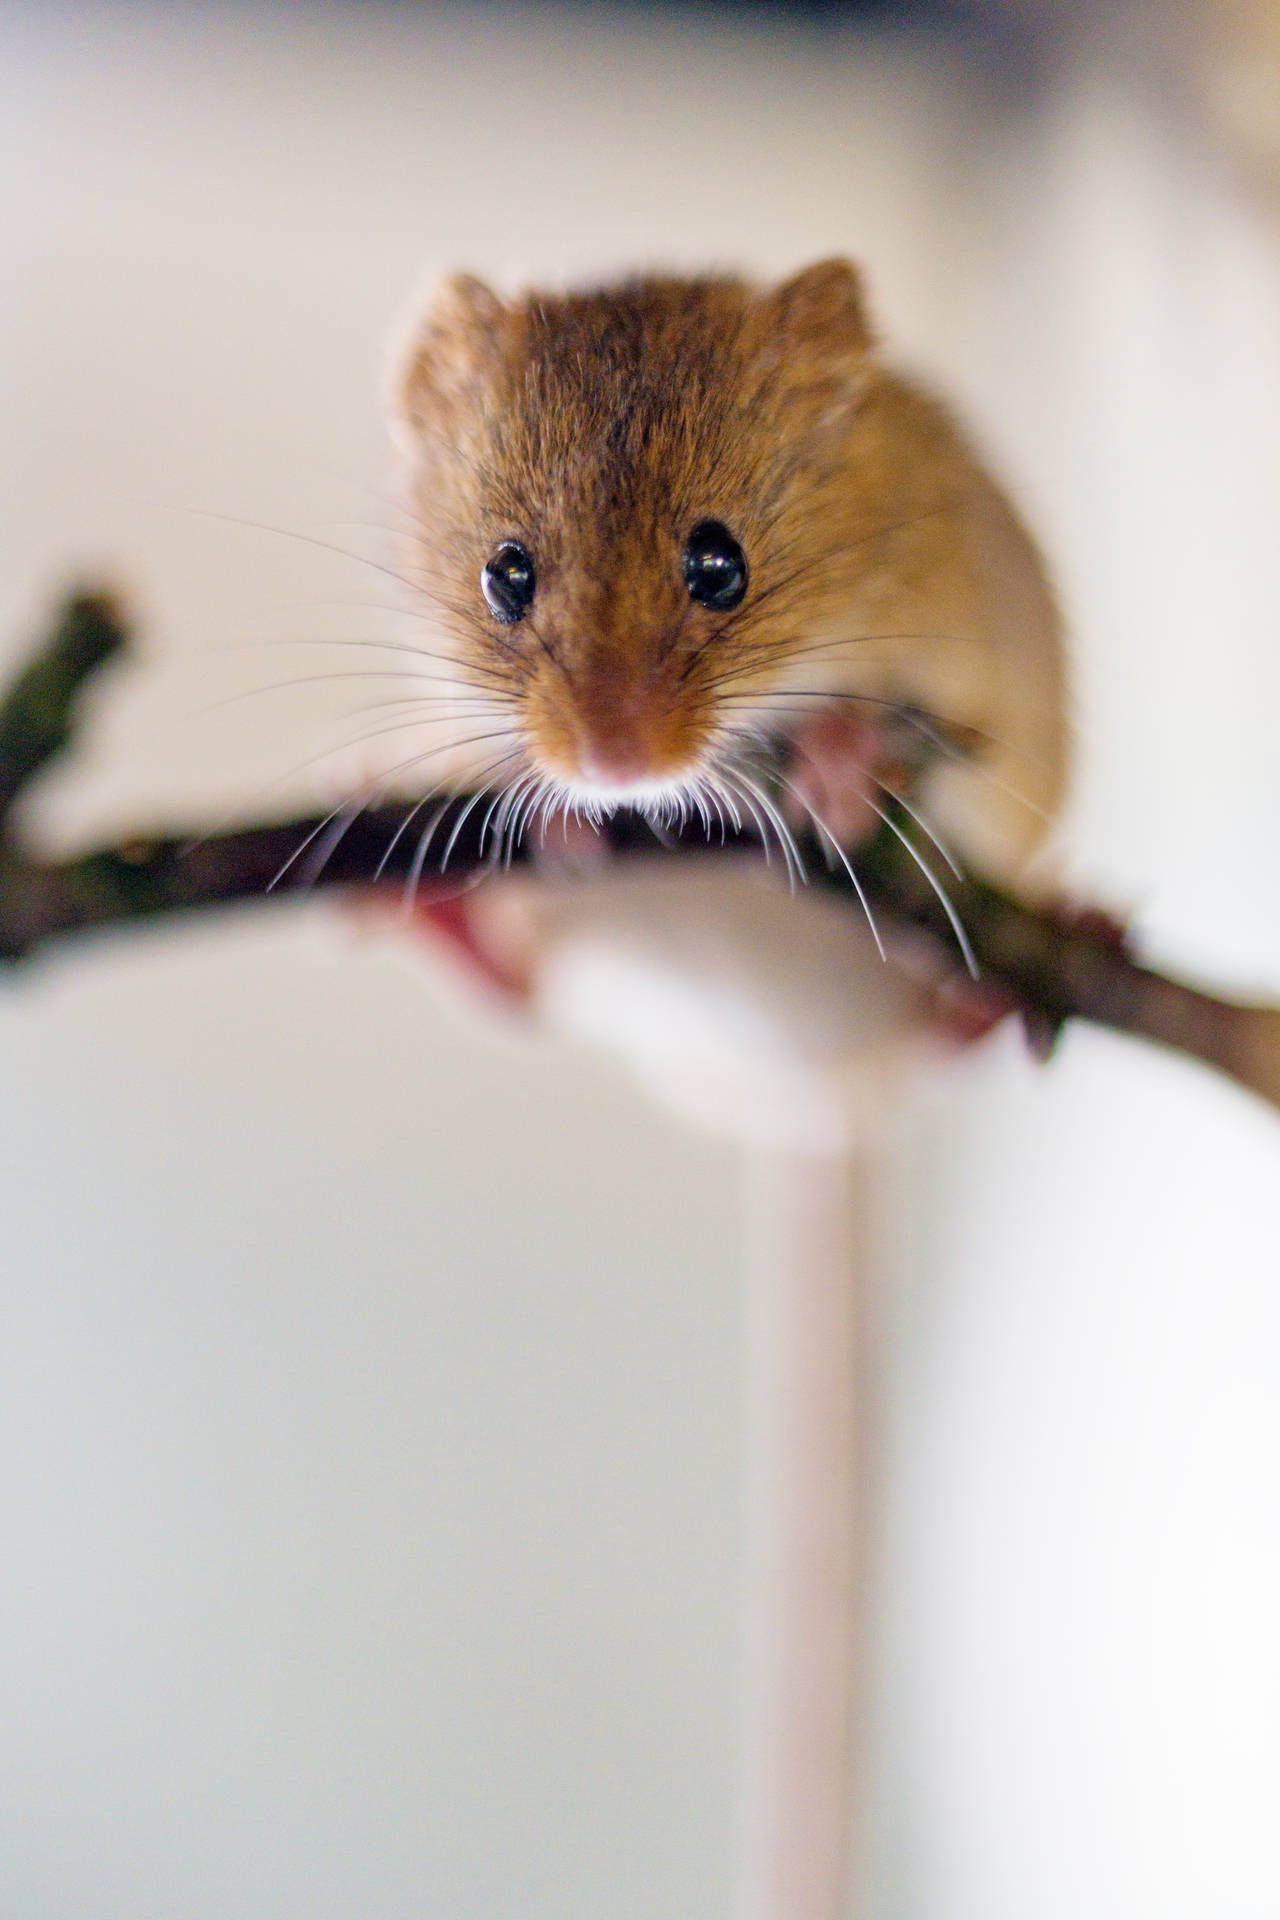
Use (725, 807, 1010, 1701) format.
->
(1, 592, 1278, 1114)
(0, 591, 129, 823)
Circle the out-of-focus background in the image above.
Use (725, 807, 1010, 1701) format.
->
(1, 2, 1279, 1914)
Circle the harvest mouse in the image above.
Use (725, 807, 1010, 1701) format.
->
(383, 260, 1069, 1132)
(383, 261, 1072, 1914)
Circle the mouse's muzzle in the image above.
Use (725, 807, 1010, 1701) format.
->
(522, 648, 708, 806)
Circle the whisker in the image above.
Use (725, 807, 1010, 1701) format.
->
(251, 650, 516, 697)
(685, 777, 713, 840)
(401, 749, 523, 912)
(894, 710, 1052, 822)
(294, 791, 371, 892)
(258, 719, 522, 888)
(674, 500, 964, 674)
(716, 624, 982, 672)
(505, 774, 545, 861)
(478, 769, 532, 859)
(338, 698, 512, 734)
(774, 774, 886, 960)
(720, 774, 778, 874)
(727, 768, 805, 890)
(719, 684, 1053, 778)
(706, 775, 743, 834)
(162, 503, 428, 598)
(194, 669, 506, 723)
(536, 783, 561, 845)
(439, 776, 506, 874)
(713, 690, 1051, 825)
(402, 802, 454, 912)
(872, 780, 963, 880)
(266, 794, 356, 893)
(375, 791, 445, 883)
(222, 632, 520, 690)
(865, 797, 978, 978)
(335, 719, 519, 763)
(491, 771, 538, 864)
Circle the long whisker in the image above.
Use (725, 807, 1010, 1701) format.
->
(438, 775, 506, 874)
(492, 771, 539, 865)
(162, 503, 428, 599)
(894, 710, 1052, 822)
(334, 721, 520, 767)
(336, 704, 514, 744)
(774, 774, 886, 960)
(262, 722, 520, 889)
(402, 802, 454, 912)
(401, 749, 523, 912)
(374, 745, 518, 884)
(707, 627, 983, 680)
(864, 796, 978, 978)
(266, 793, 359, 893)
(224, 631, 520, 689)
(704, 773, 743, 834)
(505, 774, 545, 860)
(871, 780, 963, 879)
(718, 772, 774, 871)
(685, 777, 713, 840)
(293, 791, 373, 891)
(195, 670, 509, 722)
(536, 782, 563, 844)
(720, 685, 1056, 781)
(724, 767, 804, 890)
(375, 792, 445, 883)
(714, 691, 1051, 825)
(479, 774, 524, 858)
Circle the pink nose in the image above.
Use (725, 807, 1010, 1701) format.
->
(577, 745, 649, 786)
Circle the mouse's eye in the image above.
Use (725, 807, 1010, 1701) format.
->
(682, 519, 748, 612)
(481, 540, 536, 624)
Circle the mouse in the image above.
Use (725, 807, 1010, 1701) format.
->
(379, 261, 1072, 1919)
(381, 258, 1070, 1132)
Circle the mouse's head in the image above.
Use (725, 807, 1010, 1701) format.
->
(391, 260, 878, 816)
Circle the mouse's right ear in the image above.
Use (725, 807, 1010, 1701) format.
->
(387, 272, 507, 448)
(764, 258, 875, 364)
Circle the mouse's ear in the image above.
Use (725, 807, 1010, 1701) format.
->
(765, 258, 874, 363)
(388, 272, 508, 445)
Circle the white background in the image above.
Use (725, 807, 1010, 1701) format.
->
(0, 4, 1278, 1915)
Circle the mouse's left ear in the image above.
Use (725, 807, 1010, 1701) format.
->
(764, 258, 875, 364)
(387, 272, 509, 449)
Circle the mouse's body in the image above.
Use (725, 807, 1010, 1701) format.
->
(386, 260, 1069, 1133)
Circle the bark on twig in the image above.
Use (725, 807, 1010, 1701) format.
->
(2, 592, 1279, 1115)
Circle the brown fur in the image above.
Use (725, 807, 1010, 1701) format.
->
(393, 259, 1068, 876)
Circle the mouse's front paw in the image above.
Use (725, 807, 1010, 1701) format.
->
(779, 701, 938, 852)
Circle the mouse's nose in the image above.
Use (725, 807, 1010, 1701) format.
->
(528, 662, 699, 797)
(576, 740, 651, 787)
(571, 702, 664, 789)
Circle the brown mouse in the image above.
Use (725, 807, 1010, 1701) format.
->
(387, 258, 1068, 898)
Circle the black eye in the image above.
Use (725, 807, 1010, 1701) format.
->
(481, 541, 535, 624)
(682, 519, 748, 612)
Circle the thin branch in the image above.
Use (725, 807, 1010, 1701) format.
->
(0, 592, 129, 823)
(2, 593, 1279, 1115)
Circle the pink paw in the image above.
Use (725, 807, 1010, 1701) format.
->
(783, 706, 896, 847)
(403, 892, 534, 1004)
(923, 973, 1018, 1052)
(386, 815, 609, 1008)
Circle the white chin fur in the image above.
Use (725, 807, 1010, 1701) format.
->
(552, 771, 699, 817)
